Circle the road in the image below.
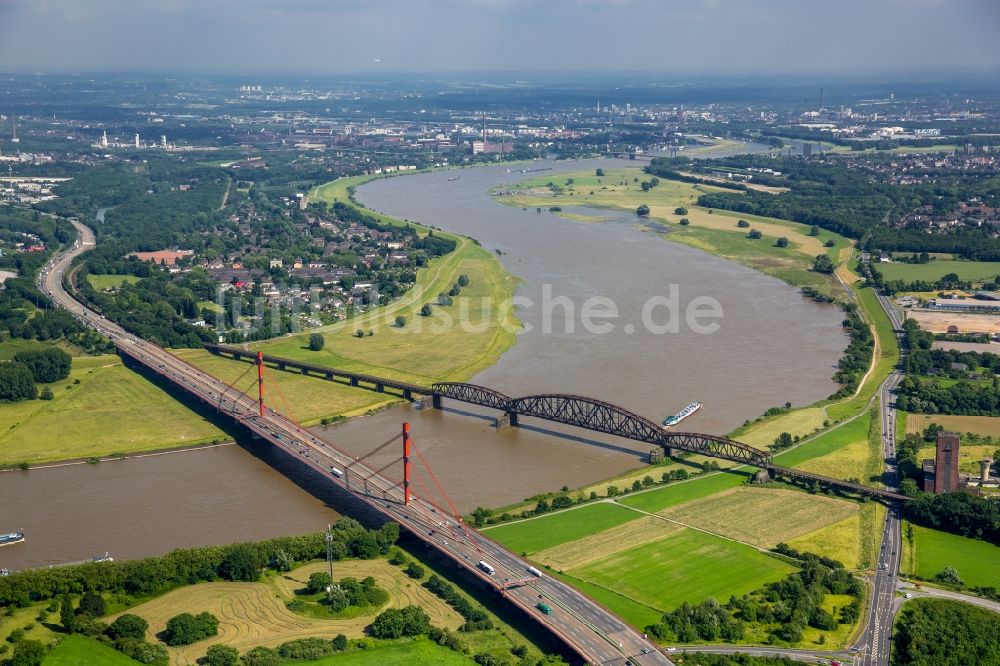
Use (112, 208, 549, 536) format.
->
(40, 221, 671, 666)
(853, 256, 906, 666)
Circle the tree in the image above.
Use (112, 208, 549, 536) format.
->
(10, 639, 46, 666)
(679, 218, 690, 226)
(747, 229, 763, 239)
(420, 303, 433, 317)
(308, 333, 325, 351)
(354, 329, 364, 338)
(824, 239, 836, 247)
(332, 634, 349, 651)
(405, 562, 425, 579)
(595, 168, 605, 177)
(674, 207, 688, 215)
(636, 204, 650, 217)
(13, 348, 72, 383)
(370, 605, 430, 639)
(204, 644, 240, 666)
(813, 254, 835, 274)
(60, 594, 76, 634)
(776, 236, 789, 248)
(106, 613, 149, 641)
(0, 362, 37, 402)
(737, 219, 750, 228)
(936, 566, 964, 586)
(457, 274, 469, 287)
(394, 315, 406, 328)
(809, 225, 820, 236)
(219, 543, 263, 582)
(39, 386, 53, 400)
(77, 591, 106, 618)
(307, 571, 333, 594)
(165, 611, 219, 646)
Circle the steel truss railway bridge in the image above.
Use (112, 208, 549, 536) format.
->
(206, 344, 908, 503)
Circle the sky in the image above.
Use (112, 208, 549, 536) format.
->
(1, 0, 998, 76)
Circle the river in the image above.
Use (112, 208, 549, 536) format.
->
(0, 150, 846, 570)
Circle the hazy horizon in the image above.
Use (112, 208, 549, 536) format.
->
(2, 0, 998, 77)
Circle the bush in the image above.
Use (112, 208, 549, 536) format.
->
(674, 207, 688, 215)
(204, 644, 240, 666)
(277, 637, 335, 660)
(405, 562, 425, 579)
(776, 236, 789, 248)
(747, 229, 763, 239)
(106, 613, 148, 641)
(636, 204, 650, 217)
(420, 303, 433, 317)
(737, 219, 750, 228)
(394, 315, 406, 328)
(242, 646, 281, 666)
(457, 274, 469, 287)
(308, 333, 325, 351)
(332, 634, 348, 651)
(39, 387, 53, 400)
(354, 329, 364, 338)
(679, 218, 690, 225)
(10, 639, 46, 666)
(113, 637, 169, 665)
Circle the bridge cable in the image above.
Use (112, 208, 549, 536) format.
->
(409, 440, 484, 553)
(217, 361, 257, 415)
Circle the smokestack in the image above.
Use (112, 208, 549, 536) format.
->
(819, 85, 824, 112)
(981, 459, 992, 483)
(10, 114, 18, 143)
(482, 112, 486, 145)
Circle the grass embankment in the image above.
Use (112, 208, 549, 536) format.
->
(878, 259, 1000, 283)
(495, 167, 849, 297)
(109, 559, 462, 665)
(174, 173, 519, 426)
(0, 347, 224, 466)
(901, 523, 1000, 590)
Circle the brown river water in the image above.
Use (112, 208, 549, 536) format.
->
(0, 154, 846, 571)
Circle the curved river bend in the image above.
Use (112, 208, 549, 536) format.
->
(0, 155, 845, 570)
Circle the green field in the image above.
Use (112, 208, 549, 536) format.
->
(616, 471, 750, 513)
(86, 273, 139, 291)
(878, 259, 1000, 283)
(770, 411, 871, 468)
(43, 635, 141, 665)
(904, 524, 1000, 590)
(568, 528, 797, 616)
(483, 503, 640, 555)
(0, 353, 226, 465)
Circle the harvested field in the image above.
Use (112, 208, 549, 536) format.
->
(907, 413, 1000, 439)
(908, 309, 1000, 335)
(661, 487, 858, 549)
(786, 513, 863, 569)
(107, 560, 461, 665)
(532, 516, 683, 571)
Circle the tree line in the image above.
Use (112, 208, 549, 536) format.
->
(0, 518, 399, 608)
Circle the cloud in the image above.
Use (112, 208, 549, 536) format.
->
(0, 0, 996, 74)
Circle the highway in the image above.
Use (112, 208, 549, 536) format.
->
(854, 256, 906, 666)
(40, 221, 671, 666)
